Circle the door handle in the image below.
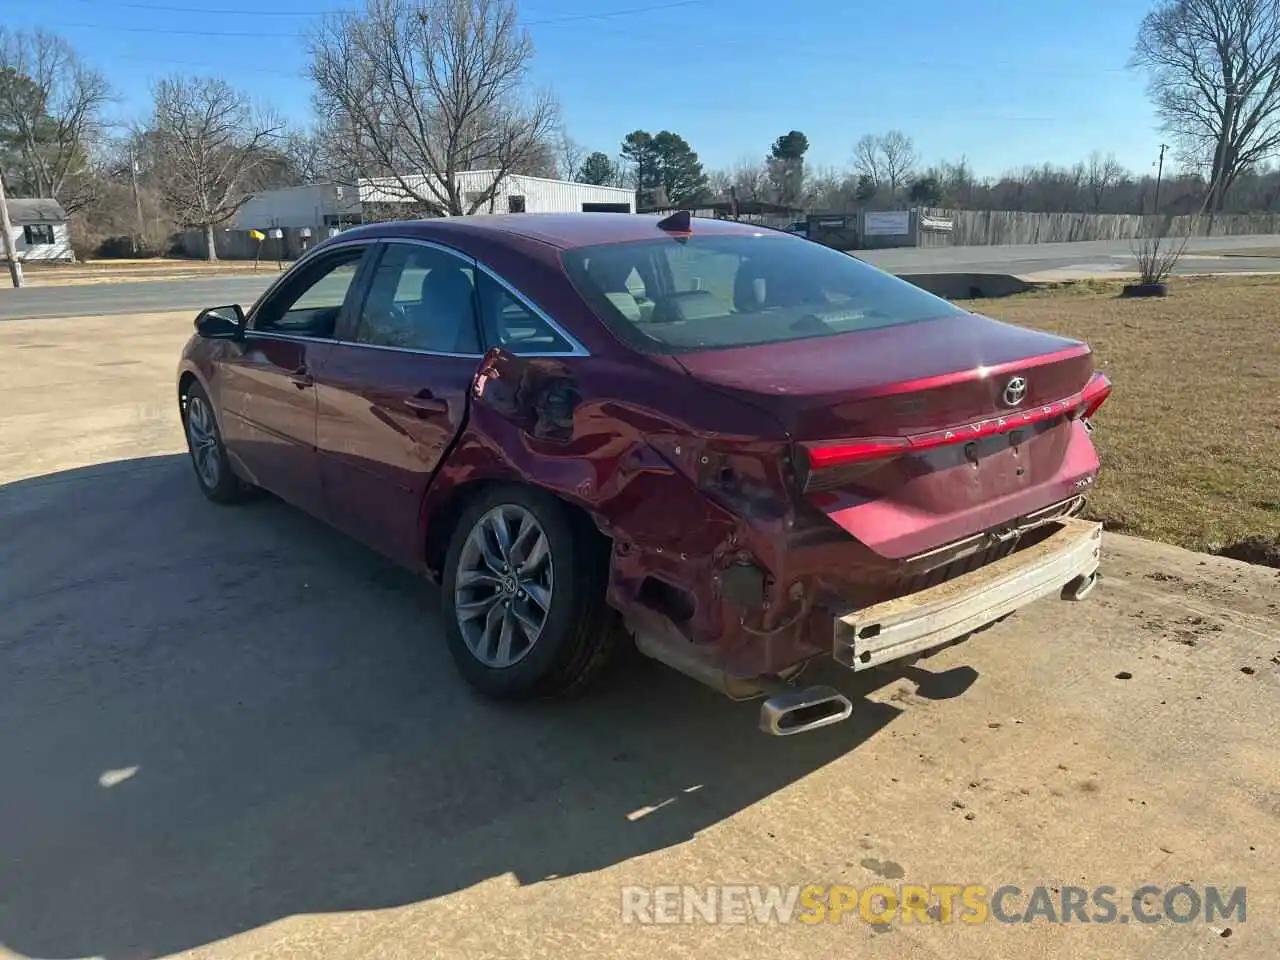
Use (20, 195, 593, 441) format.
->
(289, 367, 314, 389)
(404, 390, 448, 415)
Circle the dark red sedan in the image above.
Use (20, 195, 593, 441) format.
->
(178, 213, 1109, 735)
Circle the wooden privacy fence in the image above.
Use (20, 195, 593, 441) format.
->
(918, 209, 1280, 247)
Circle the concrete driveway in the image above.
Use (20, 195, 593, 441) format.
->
(1, 312, 1277, 960)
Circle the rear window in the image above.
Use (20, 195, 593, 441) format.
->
(561, 234, 964, 354)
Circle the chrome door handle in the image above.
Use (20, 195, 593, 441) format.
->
(404, 391, 448, 414)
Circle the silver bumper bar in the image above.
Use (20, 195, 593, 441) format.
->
(834, 519, 1103, 671)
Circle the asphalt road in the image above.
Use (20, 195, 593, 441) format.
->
(861, 232, 1280, 279)
(3, 234, 1279, 322)
(1, 310, 1278, 960)
(0, 275, 273, 322)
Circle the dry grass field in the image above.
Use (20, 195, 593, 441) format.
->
(970, 276, 1280, 564)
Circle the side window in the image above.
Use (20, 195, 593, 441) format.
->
(355, 243, 481, 354)
(24, 224, 55, 245)
(476, 271, 574, 354)
(254, 248, 366, 336)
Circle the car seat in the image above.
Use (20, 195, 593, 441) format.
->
(413, 267, 480, 353)
(586, 257, 649, 323)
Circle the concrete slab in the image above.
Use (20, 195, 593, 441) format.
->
(1, 312, 1277, 960)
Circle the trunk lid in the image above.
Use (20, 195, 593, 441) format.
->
(672, 312, 1092, 438)
(673, 312, 1105, 559)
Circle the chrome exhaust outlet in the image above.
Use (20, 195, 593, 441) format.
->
(1061, 569, 1099, 602)
(759, 684, 854, 736)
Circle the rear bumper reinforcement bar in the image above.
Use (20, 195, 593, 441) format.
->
(834, 518, 1102, 671)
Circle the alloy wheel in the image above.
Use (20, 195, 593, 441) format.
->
(454, 504, 555, 668)
(186, 395, 221, 489)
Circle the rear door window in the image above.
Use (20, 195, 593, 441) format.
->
(475, 271, 576, 354)
(353, 242, 482, 354)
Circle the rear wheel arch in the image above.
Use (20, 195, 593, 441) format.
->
(435, 480, 623, 698)
(423, 478, 612, 578)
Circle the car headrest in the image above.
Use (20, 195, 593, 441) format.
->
(420, 267, 474, 312)
(587, 256, 636, 293)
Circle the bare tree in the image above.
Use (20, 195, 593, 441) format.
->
(1131, 215, 1191, 285)
(551, 128, 586, 181)
(880, 130, 917, 197)
(1133, 0, 1280, 211)
(706, 168, 731, 196)
(309, 0, 558, 216)
(1130, 157, 1224, 287)
(1085, 151, 1125, 211)
(806, 164, 854, 210)
(147, 75, 281, 261)
(729, 156, 768, 201)
(280, 126, 338, 184)
(0, 28, 109, 213)
(852, 130, 917, 198)
(852, 134, 883, 186)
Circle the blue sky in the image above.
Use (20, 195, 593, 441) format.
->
(16, 0, 1167, 178)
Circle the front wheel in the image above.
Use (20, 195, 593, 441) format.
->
(182, 383, 251, 504)
(440, 486, 617, 699)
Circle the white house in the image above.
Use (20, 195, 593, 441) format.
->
(3, 199, 74, 263)
(232, 171, 633, 230)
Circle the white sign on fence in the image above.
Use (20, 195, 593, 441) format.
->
(919, 215, 954, 232)
(864, 211, 911, 237)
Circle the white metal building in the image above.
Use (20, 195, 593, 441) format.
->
(232, 171, 633, 230)
(3, 198, 74, 263)
(231, 184, 364, 232)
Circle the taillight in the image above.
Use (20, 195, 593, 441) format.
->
(803, 437, 910, 468)
(799, 372, 1113, 481)
(1076, 373, 1112, 420)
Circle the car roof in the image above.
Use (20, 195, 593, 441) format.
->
(336, 212, 780, 251)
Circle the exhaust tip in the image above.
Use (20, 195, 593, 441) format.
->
(1061, 570, 1099, 602)
(759, 684, 854, 736)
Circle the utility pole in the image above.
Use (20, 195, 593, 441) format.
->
(129, 140, 146, 256)
(0, 174, 24, 289)
(1153, 143, 1168, 214)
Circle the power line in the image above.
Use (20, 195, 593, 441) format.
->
(58, 0, 705, 15)
(104, 52, 304, 77)
(526, 0, 705, 25)
(54, 0, 709, 36)
(61, 0, 347, 14)
(59, 21, 298, 37)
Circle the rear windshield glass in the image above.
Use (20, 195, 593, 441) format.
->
(561, 233, 964, 354)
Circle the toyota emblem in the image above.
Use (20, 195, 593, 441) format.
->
(1002, 376, 1028, 407)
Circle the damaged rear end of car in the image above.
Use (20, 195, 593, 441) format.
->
(561, 227, 1111, 735)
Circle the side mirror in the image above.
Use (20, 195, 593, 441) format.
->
(195, 304, 245, 340)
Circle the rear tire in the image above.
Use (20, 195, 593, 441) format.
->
(1120, 282, 1168, 298)
(182, 382, 252, 504)
(440, 485, 617, 699)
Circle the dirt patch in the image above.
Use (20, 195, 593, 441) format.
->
(969, 276, 1280, 564)
(1215, 535, 1280, 568)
